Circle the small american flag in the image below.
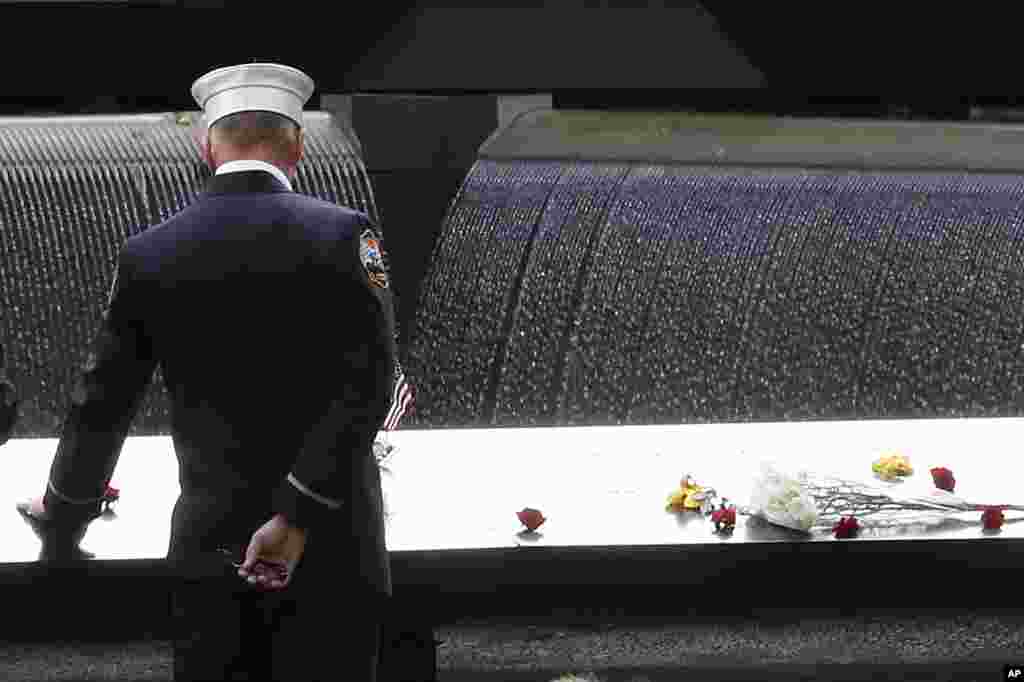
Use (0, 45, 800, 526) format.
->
(382, 365, 415, 432)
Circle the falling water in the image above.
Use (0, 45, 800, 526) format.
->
(408, 161, 1024, 427)
(405, 160, 565, 426)
(492, 162, 629, 426)
(0, 113, 378, 438)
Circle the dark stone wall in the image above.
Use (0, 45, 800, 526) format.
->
(0, 3, 762, 97)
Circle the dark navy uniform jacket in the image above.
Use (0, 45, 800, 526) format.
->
(41, 168, 396, 598)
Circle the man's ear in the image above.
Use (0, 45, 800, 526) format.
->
(202, 136, 216, 169)
(192, 119, 210, 164)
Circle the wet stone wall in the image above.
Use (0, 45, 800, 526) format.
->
(406, 160, 1024, 427)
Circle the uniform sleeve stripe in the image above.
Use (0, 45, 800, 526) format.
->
(287, 473, 344, 509)
(48, 480, 104, 505)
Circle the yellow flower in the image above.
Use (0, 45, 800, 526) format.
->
(872, 453, 914, 480)
(681, 483, 705, 510)
(666, 489, 689, 511)
(666, 478, 707, 511)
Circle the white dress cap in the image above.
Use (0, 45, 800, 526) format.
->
(191, 62, 315, 129)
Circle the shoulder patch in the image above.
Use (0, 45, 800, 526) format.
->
(359, 228, 389, 289)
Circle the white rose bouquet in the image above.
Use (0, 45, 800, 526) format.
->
(748, 461, 820, 532)
(667, 454, 1024, 538)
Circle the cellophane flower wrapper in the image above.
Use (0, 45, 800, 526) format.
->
(374, 435, 396, 523)
(748, 461, 820, 532)
(803, 475, 1024, 530)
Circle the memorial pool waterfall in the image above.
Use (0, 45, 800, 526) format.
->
(0, 113, 378, 438)
(6, 109, 1024, 440)
(407, 112, 1024, 427)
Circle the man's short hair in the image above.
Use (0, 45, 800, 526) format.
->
(209, 111, 299, 153)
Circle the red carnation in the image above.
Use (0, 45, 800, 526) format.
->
(100, 485, 120, 513)
(930, 467, 956, 493)
(982, 507, 1005, 530)
(832, 516, 860, 539)
(711, 506, 736, 532)
(516, 508, 546, 532)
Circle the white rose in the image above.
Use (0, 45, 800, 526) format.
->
(750, 462, 819, 532)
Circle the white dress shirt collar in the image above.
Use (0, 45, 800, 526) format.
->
(215, 159, 293, 192)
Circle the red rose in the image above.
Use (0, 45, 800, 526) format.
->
(711, 506, 736, 531)
(832, 516, 860, 539)
(516, 508, 545, 531)
(930, 467, 956, 492)
(982, 507, 1005, 530)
